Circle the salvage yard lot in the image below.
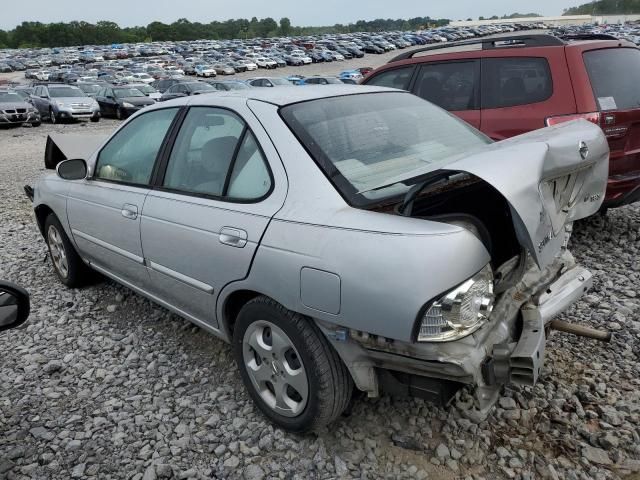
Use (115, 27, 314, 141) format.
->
(1, 60, 640, 479)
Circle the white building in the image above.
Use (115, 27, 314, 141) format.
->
(450, 14, 640, 28)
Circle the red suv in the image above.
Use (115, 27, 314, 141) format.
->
(363, 34, 640, 208)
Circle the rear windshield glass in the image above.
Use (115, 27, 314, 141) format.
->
(584, 48, 640, 111)
(280, 92, 490, 206)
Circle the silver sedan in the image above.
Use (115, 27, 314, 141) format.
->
(29, 86, 609, 432)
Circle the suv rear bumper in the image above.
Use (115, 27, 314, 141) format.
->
(603, 170, 640, 208)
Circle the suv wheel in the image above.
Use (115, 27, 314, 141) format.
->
(44, 214, 93, 288)
(233, 296, 353, 432)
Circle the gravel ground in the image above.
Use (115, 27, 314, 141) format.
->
(0, 92, 640, 480)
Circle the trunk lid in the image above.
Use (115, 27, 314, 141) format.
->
(445, 120, 608, 268)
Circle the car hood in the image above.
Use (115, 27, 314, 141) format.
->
(0, 101, 32, 110)
(119, 96, 154, 106)
(53, 96, 93, 104)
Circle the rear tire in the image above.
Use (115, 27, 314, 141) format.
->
(44, 214, 94, 288)
(233, 296, 353, 433)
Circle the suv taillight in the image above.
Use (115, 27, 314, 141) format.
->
(545, 112, 600, 127)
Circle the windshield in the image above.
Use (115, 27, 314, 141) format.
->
(225, 82, 250, 90)
(280, 92, 490, 205)
(78, 84, 100, 94)
(0, 92, 24, 103)
(49, 87, 86, 98)
(135, 85, 154, 94)
(584, 48, 640, 111)
(114, 88, 145, 98)
(190, 83, 214, 91)
(325, 77, 342, 84)
(271, 78, 290, 85)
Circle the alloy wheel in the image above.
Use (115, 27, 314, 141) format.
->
(47, 225, 68, 278)
(242, 320, 308, 417)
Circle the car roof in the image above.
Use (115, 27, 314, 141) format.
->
(156, 85, 392, 108)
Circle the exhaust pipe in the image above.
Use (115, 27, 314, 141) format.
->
(549, 319, 612, 342)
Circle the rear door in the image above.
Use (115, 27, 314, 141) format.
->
(480, 52, 576, 140)
(411, 60, 481, 129)
(140, 104, 287, 328)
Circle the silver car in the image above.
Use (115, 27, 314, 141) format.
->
(29, 86, 609, 432)
(30, 83, 101, 123)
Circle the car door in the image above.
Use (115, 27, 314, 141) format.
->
(140, 104, 286, 328)
(66, 107, 180, 287)
(411, 60, 481, 129)
(32, 86, 48, 115)
(479, 56, 566, 140)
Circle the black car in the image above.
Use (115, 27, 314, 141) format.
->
(202, 80, 251, 91)
(95, 86, 155, 120)
(159, 81, 215, 101)
(151, 78, 191, 93)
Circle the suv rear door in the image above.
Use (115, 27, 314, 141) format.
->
(567, 44, 640, 206)
(479, 50, 576, 140)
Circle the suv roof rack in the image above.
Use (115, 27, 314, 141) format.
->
(389, 34, 565, 63)
(557, 33, 620, 41)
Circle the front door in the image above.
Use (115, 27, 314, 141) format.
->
(67, 107, 179, 286)
(140, 106, 284, 327)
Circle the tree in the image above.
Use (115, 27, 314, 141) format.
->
(279, 17, 291, 36)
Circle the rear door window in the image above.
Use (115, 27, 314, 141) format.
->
(413, 61, 479, 111)
(481, 57, 552, 109)
(583, 48, 640, 111)
(366, 66, 415, 90)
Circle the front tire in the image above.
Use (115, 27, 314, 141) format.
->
(44, 214, 93, 288)
(233, 296, 353, 433)
(49, 108, 57, 124)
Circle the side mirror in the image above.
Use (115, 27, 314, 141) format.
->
(56, 158, 87, 180)
(0, 281, 30, 333)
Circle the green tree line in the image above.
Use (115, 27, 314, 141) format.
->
(564, 0, 640, 15)
(0, 16, 449, 49)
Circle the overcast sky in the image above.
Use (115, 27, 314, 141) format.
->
(2, 0, 587, 30)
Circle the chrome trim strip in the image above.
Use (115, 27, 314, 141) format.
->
(147, 260, 214, 294)
(71, 229, 144, 264)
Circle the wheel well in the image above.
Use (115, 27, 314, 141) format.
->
(223, 289, 263, 335)
(34, 204, 54, 237)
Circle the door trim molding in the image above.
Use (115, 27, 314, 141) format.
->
(147, 260, 215, 294)
(71, 229, 145, 265)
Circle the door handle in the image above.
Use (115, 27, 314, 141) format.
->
(219, 227, 247, 248)
(121, 204, 138, 220)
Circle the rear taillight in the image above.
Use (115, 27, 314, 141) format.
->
(545, 112, 600, 127)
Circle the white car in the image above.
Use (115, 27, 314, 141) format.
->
(165, 66, 185, 76)
(35, 71, 50, 81)
(129, 73, 155, 84)
(239, 59, 258, 71)
(255, 57, 277, 69)
(289, 52, 312, 64)
(195, 65, 217, 77)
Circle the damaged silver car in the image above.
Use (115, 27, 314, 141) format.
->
(27, 86, 609, 432)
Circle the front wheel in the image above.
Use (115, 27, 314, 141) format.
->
(49, 108, 57, 124)
(44, 214, 94, 288)
(116, 108, 124, 120)
(90, 115, 100, 123)
(233, 296, 353, 433)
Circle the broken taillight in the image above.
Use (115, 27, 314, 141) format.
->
(545, 112, 600, 127)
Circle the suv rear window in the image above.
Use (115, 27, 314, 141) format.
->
(481, 57, 552, 109)
(584, 48, 640, 111)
